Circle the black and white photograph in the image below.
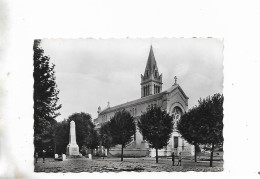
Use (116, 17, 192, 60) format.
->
(1, 0, 260, 178)
(33, 38, 223, 172)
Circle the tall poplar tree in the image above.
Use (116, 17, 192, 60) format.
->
(33, 39, 62, 156)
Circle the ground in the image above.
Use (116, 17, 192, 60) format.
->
(34, 156, 223, 172)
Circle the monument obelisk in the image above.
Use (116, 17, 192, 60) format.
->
(66, 121, 79, 156)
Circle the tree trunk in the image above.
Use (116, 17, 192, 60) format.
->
(121, 144, 124, 161)
(156, 148, 158, 163)
(194, 143, 197, 162)
(210, 143, 214, 167)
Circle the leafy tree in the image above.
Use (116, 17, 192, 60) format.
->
(177, 93, 223, 167)
(84, 126, 99, 152)
(99, 121, 114, 155)
(198, 93, 223, 167)
(54, 120, 69, 154)
(33, 39, 62, 156)
(54, 112, 99, 155)
(177, 107, 201, 162)
(67, 112, 99, 153)
(110, 109, 135, 161)
(138, 106, 173, 163)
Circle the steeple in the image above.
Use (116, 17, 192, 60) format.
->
(144, 46, 157, 75)
(141, 46, 162, 98)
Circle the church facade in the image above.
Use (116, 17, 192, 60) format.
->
(94, 46, 194, 157)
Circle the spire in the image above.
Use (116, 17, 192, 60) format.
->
(141, 45, 163, 98)
(144, 45, 157, 76)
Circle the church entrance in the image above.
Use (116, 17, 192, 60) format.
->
(174, 136, 178, 154)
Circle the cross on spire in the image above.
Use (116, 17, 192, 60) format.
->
(174, 76, 177, 85)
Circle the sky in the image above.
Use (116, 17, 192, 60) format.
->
(40, 38, 223, 122)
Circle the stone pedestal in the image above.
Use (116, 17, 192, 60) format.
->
(66, 144, 79, 156)
(66, 121, 80, 156)
(62, 154, 66, 161)
(88, 154, 92, 160)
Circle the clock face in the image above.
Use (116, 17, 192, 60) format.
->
(172, 107, 182, 129)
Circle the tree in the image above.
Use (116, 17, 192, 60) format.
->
(84, 126, 99, 152)
(177, 93, 223, 167)
(54, 112, 99, 155)
(110, 109, 135, 161)
(198, 93, 223, 167)
(54, 120, 69, 154)
(177, 107, 201, 162)
(66, 112, 99, 153)
(99, 121, 114, 155)
(33, 39, 62, 156)
(138, 106, 173, 163)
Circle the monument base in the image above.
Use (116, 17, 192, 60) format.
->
(66, 144, 80, 156)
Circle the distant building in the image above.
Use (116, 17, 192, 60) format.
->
(94, 46, 194, 157)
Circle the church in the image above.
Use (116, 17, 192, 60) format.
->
(94, 46, 194, 157)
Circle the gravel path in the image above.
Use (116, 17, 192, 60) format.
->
(34, 157, 223, 173)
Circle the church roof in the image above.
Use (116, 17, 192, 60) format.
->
(99, 91, 165, 115)
(166, 84, 189, 100)
(98, 84, 188, 115)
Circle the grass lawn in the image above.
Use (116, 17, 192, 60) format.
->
(34, 156, 223, 173)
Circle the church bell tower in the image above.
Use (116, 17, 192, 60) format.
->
(141, 46, 163, 98)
